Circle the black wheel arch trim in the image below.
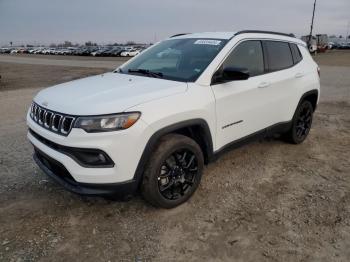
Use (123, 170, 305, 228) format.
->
(297, 89, 319, 112)
(133, 119, 214, 186)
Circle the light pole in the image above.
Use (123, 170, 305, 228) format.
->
(308, 0, 317, 48)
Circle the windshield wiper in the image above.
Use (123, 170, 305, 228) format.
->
(128, 69, 163, 78)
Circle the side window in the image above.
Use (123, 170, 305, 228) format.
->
(264, 41, 294, 71)
(290, 43, 303, 64)
(223, 40, 264, 77)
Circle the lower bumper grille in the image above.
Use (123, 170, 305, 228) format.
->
(35, 148, 75, 181)
(33, 147, 138, 197)
(29, 129, 115, 168)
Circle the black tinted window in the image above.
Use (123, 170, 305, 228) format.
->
(264, 41, 293, 71)
(290, 43, 303, 64)
(223, 40, 264, 76)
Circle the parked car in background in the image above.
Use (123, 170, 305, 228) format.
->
(112, 48, 128, 57)
(90, 48, 109, 56)
(103, 47, 122, 56)
(328, 42, 336, 49)
(339, 43, 350, 49)
(0, 48, 11, 54)
(41, 48, 55, 55)
(108, 47, 123, 56)
(17, 48, 28, 54)
(120, 48, 141, 57)
(34, 48, 45, 54)
(0, 44, 148, 57)
(28, 48, 37, 54)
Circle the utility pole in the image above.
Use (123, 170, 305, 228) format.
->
(308, 0, 317, 48)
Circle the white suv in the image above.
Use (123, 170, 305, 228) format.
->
(27, 31, 320, 208)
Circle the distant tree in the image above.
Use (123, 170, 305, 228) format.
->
(329, 35, 336, 38)
(339, 35, 343, 38)
(63, 41, 72, 47)
(85, 41, 97, 46)
(9, 41, 12, 46)
(49, 43, 57, 47)
(126, 41, 136, 45)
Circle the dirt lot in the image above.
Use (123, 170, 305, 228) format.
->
(0, 51, 349, 262)
(0, 55, 128, 71)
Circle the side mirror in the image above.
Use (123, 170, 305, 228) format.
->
(212, 67, 250, 84)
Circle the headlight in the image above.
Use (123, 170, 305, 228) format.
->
(74, 112, 141, 133)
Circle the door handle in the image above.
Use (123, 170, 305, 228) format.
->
(258, 82, 270, 88)
(295, 73, 304, 78)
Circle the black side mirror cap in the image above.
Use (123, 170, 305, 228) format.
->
(212, 67, 250, 84)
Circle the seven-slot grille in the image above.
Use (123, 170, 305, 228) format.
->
(30, 103, 75, 136)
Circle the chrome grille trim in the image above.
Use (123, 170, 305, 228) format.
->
(61, 117, 75, 135)
(51, 114, 63, 132)
(38, 108, 44, 125)
(44, 111, 53, 128)
(30, 102, 75, 136)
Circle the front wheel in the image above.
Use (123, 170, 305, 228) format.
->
(141, 134, 204, 208)
(284, 100, 314, 144)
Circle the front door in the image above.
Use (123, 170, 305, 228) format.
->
(211, 40, 275, 150)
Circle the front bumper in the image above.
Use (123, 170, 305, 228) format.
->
(34, 147, 137, 197)
(27, 111, 153, 184)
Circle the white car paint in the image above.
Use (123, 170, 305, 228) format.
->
(34, 73, 188, 115)
(27, 31, 320, 186)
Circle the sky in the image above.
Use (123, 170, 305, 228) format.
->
(0, 0, 349, 46)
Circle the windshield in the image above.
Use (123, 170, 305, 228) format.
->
(118, 38, 228, 82)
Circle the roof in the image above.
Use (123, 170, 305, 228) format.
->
(170, 30, 305, 46)
(171, 32, 236, 40)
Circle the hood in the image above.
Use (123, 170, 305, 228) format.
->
(34, 72, 188, 115)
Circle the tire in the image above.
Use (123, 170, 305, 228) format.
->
(141, 134, 204, 208)
(284, 100, 314, 144)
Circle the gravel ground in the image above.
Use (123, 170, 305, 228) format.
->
(0, 52, 349, 261)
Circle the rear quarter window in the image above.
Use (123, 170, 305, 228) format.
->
(264, 41, 294, 72)
(290, 43, 303, 64)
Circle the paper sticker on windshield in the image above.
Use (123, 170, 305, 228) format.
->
(194, 40, 222, 46)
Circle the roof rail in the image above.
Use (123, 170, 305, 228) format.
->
(170, 33, 190, 38)
(234, 30, 295, 38)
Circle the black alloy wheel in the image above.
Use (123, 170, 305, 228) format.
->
(157, 149, 199, 200)
(295, 103, 313, 140)
(141, 134, 204, 208)
(284, 100, 314, 144)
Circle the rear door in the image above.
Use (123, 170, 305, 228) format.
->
(262, 41, 302, 123)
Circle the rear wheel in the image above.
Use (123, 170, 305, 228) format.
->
(141, 134, 204, 208)
(284, 100, 314, 144)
